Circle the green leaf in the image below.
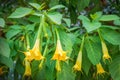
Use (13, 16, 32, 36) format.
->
(78, 15, 101, 32)
(0, 18, 5, 28)
(100, 28, 120, 45)
(78, 15, 90, 22)
(82, 50, 91, 75)
(85, 38, 102, 65)
(29, 3, 41, 10)
(77, 0, 90, 11)
(57, 63, 76, 80)
(6, 29, 21, 39)
(109, 55, 120, 80)
(0, 54, 13, 68)
(58, 29, 75, 57)
(31, 61, 46, 80)
(8, 7, 32, 18)
(0, 38, 10, 58)
(99, 15, 119, 21)
(49, 5, 65, 11)
(63, 18, 71, 27)
(26, 24, 35, 31)
(83, 21, 101, 32)
(32, 12, 42, 16)
(101, 25, 120, 30)
(114, 19, 120, 26)
(10, 25, 21, 29)
(90, 11, 102, 21)
(47, 12, 62, 25)
(28, 15, 40, 23)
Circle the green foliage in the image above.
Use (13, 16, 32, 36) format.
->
(0, 1, 120, 80)
(0, 18, 5, 28)
(109, 55, 120, 80)
(57, 63, 76, 80)
(47, 12, 63, 25)
(100, 28, 120, 45)
(99, 15, 120, 21)
(0, 38, 10, 57)
(8, 7, 33, 18)
(85, 37, 102, 65)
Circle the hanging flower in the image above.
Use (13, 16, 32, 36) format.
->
(30, 39, 44, 60)
(51, 39, 68, 61)
(24, 51, 34, 62)
(23, 59, 31, 77)
(101, 41, 111, 62)
(73, 36, 84, 72)
(73, 51, 82, 71)
(55, 60, 61, 72)
(96, 63, 106, 76)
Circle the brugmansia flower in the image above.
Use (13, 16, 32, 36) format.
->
(73, 36, 84, 72)
(55, 60, 61, 71)
(24, 51, 34, 62)
(51, 39, 68, 72)
(96, 63, 106, 75)
(73, 51, 82, 71)
(52, 39, 68, 61)
(23, 59, 31, 77)
(30, 39, 44, 60)
(101, 41, 111, 62)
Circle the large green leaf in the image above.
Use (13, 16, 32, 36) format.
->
(78, 15, 101, 32)
(28, 15, 40, 23)
(29, 3, 41, 10)
(0, 38, 10, 58)
(114, 19, 120, 26)
(0, 18, 5, 28)
(58, 29, 75, 57)
(100, 28, 120, 45)
(99, 15, 119, 21)
(49, 5, 65, 11)
(8, 7, 32, 18)
(0, 54, 13, 68)
(82, 50, 91, 75)
(31, 61, 46, 80)
(6, 29, 21, 39)
(47, 12, 62, 25)
(78, 15, 90, 22)
(85, 38, 102, 65)
(57, 63, 76, 80)
(109, 55, 120, 80)
(63, 18, 71, 27)
(83, 21, 101, 32)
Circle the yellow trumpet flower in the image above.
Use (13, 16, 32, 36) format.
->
(73, 51, 82, 71)
(24, 59, 31, 76)
(96, 63, 106, 75)
(30, 39, 44, 60)
(52, 39, 68, 61)
(101, 41, 111, 62)
(24, 51, 34, 62)
(55, 60, 61, 72)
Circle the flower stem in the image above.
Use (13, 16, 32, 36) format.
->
(37, 15, 45, 39)
(55, 28, 60, 40)
(80, 35, 85, 51)
(26, 34, 30, 50)
(97, 29, 104, 42)
(39, 38, 50, 69)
